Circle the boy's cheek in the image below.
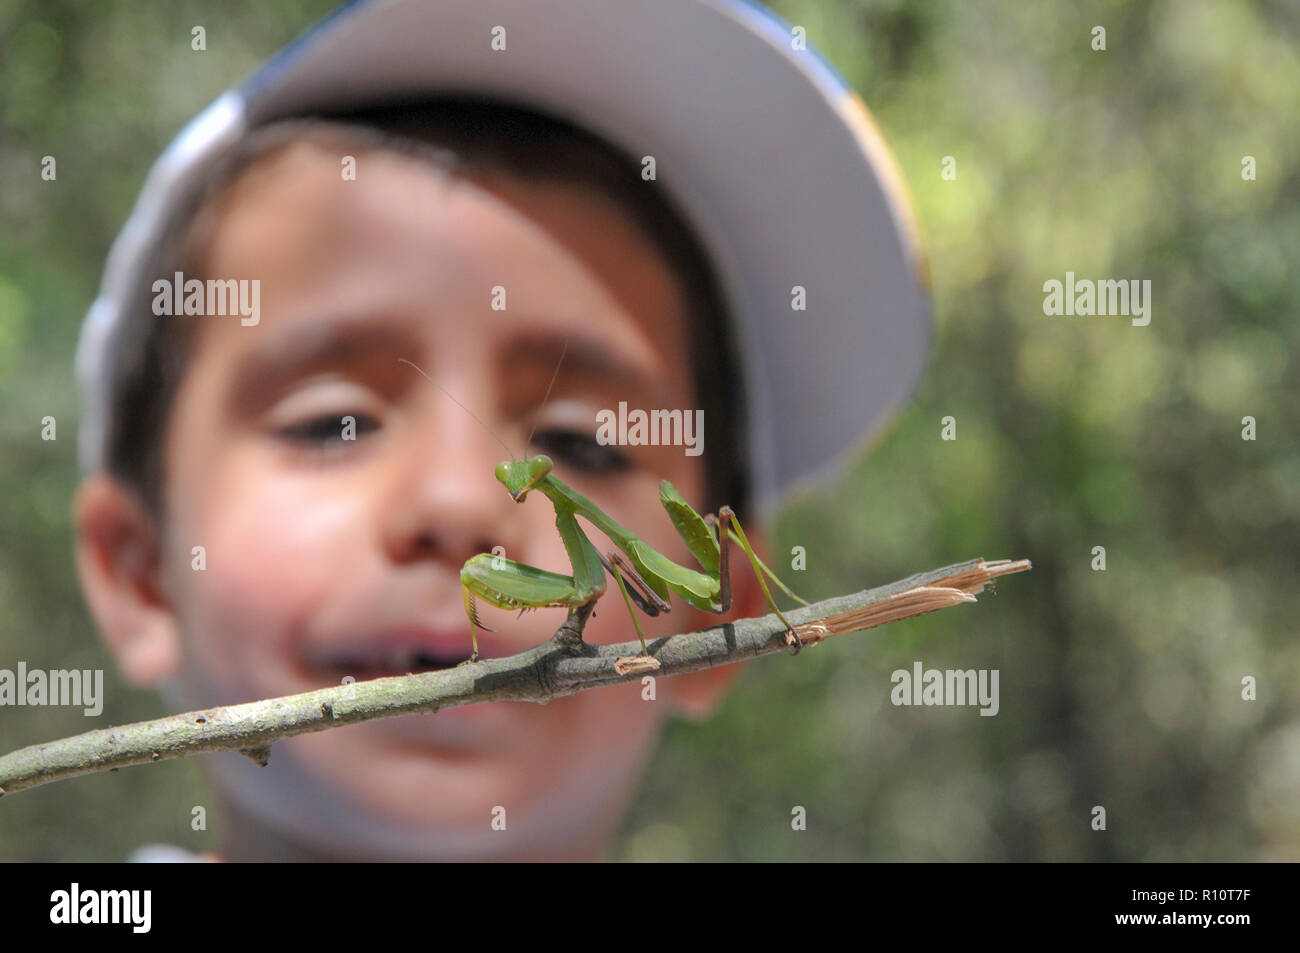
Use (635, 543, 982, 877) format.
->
(165, 469, 372, 699)
(171, 560, 315, 705)
(173, 458, 371, 591)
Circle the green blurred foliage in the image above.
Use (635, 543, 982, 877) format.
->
(1, 0, 1297, 861)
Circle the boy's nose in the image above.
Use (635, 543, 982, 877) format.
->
(381, 416, 520, 568)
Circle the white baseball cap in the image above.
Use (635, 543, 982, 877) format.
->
(76, 0, 931, 518)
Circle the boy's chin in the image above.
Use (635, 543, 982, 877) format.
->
(209, 747, 512, 861)
(157, 676, 625, 861)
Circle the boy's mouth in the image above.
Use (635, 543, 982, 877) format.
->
(302, 630, 475, 681)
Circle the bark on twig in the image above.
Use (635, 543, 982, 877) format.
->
(0, 556, 1029, 798)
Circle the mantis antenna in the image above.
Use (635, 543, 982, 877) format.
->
(525, 333, 569, 450)
(397, 357, 518, 461)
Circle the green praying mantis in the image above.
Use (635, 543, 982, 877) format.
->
(398, 355, 810, 663)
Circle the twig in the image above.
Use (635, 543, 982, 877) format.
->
(0, 556, 1029, 798)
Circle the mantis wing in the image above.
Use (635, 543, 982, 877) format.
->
(658, 480, 721, 576)
(624, 538, 717, 609)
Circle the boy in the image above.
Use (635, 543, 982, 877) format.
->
(72, 0, 929, 861)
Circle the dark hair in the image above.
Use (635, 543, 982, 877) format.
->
(107, 96, 750, 518)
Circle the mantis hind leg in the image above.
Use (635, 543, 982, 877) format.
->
(706, 512, 731, 612)
(717, 506, 808, 655)
(606, 552, 653, 656)
(597, 551, 670, 618)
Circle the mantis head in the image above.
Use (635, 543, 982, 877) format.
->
(495, 455, 553, 502)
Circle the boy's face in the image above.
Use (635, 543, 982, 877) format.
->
(77, 140, 764, 859)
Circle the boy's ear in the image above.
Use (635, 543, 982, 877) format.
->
(74, 474, 181, 686)
(664, 528, 775, 721)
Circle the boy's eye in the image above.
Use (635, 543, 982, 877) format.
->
(530, 427, 632, 475)
(278, 413, 380, 446)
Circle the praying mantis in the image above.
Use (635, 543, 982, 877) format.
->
(397, 356, 810, 663)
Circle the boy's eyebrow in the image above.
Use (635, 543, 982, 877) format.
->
(500, 328, 672, 405)
(227, 315, 674, 409)
(228, 312, 421, 406)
